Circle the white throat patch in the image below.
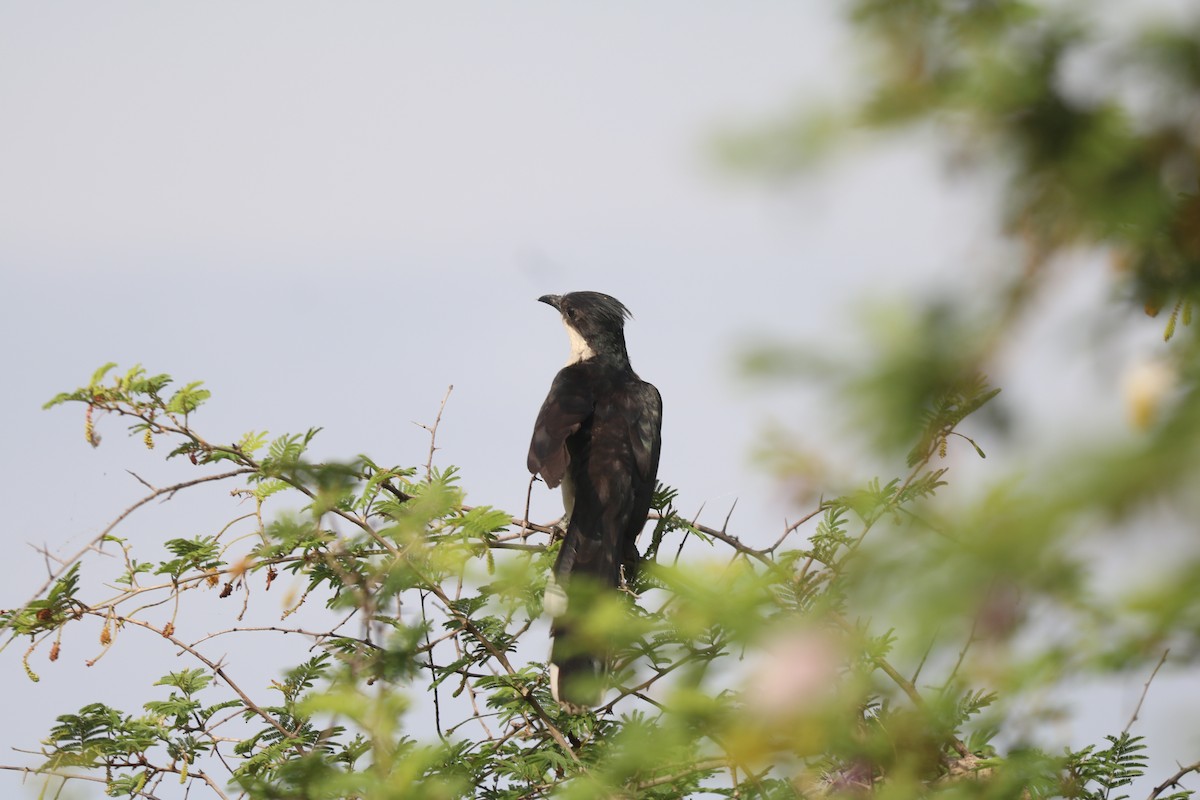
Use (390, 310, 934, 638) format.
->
(563, 320, 595, 364)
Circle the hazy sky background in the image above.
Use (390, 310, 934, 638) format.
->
(1, 4, 1195, 798)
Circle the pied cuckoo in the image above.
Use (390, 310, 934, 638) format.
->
(527, 291, 663, 711)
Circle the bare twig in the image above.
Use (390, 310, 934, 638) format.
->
(421, 579, 579, 762)
(188, 625, 381, 650)
(125, 469, 155, 491)
(98, 612, 300, 743)
(1147, 761, 1200, 800)
(603, 649, 708, 714)
(1125, 649, 1170, 734)
(491, 519, 559, 541)
(418, 385, 454, 481)
(488, 542, 547, 552)
(767, 503, 825, 552)
(911, 630, 939, 686)
(521, 474, 537, 541)
(8, 468, 255, 638)
(0, 762, 232, 800)
(944, 614, 980, 690)
(632, 758, 730, 791)
(672, 502, 706, 565)
(649, 511, 775, 570)
(421, 591, 445, 740)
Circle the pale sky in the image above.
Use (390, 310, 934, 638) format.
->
(1, 4, 1194, 798)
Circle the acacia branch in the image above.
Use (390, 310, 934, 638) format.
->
(1147, 761, 1200, 800)
(632, 758, 730, 791)
(188, 625, 382, 651)
(421, 579, 580, 762)
(82, 554, 304, 619)
(0, 763, 231, 800)
(101, 612, 299, 743)
(647, 512, 775, 569)
(832, 612, 970, 758)
(1125, 648, 1170, 734)
(603, 648, 710, 714)
(418, 384, 454, 480)
(768, 504, 826, 552)
(11, 469, 255, 626)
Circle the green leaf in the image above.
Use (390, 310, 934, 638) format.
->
(165, 381, 211, 414)
(237, 429, 270, 454)
(42, 391, 79, 410)
(155, 536, 221, 577)
(89, 362, 118, 388)
(154, 668, 213, 694)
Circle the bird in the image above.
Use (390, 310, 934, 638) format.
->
(527, 291, 663, 711)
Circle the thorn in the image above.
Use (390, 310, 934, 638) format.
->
(721, 498, 739, 535)
(126, 470, 156, 491)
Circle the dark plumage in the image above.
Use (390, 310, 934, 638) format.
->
(527, 291, 663, 711)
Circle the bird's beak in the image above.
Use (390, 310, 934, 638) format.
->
(538, 294, 562, 311)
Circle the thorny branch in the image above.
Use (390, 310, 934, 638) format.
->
(420, 577, 580, 762)
(0, 764, 232, 800)
(1126, 648, 1170, 734)
(9, 468, 254, 640)
(1147, 762, 1200, 800)
(92, 611, 300, 742)
(419, 384, 454, 481)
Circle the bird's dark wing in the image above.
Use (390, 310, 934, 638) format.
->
(553, 375, 661, 590)
(630, 381, 663, 483)
(527, 366, 594, 489)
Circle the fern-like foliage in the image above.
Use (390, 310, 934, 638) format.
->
(1064, 733, 1151, 800)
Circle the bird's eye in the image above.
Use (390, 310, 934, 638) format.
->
(566, 307, 576, 319)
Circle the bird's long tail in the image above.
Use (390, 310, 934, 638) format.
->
(545, 548, 620, 711)
(548, 602, 606, 711)
(546, 491, 641, 710)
